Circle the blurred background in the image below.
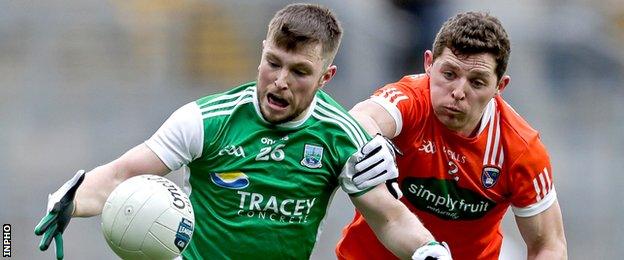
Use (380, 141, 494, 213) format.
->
(1, 0, 622, 259)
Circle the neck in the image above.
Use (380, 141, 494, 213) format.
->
(465, 118, 483, 138)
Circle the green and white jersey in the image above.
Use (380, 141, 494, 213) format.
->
(145, 82, 370, 259)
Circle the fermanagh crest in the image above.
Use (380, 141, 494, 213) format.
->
(301, 144, 323, 169)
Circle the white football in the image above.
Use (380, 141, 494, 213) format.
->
(101, 175, 194, 260)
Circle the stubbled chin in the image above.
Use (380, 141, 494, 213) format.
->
(437, 113, 460, 126)
(261, 103, 288, 122)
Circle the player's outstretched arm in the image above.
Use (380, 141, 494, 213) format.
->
(350, 185, 451, 259)
(516, 200, 568, 260)
(73, 143, 170, 217)
(34, 143, 169, 259)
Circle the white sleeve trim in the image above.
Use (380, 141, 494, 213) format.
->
(512, 187, 557, 217)
(144, 102, 204, 171)
(370, 95, 403, 138)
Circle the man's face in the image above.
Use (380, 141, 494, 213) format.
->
(426, 48, 509, 136)
(257, 40, 335, 124)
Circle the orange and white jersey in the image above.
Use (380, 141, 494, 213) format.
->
(337, 74, 557, 260)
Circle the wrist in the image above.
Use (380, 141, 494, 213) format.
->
(412, 241, 451, 260)
(416, 240, 438, 251)
(423, 240, 439, 246)
(70, 200, 77, 217)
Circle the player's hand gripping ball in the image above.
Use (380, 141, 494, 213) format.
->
(102, 175, 195, 260)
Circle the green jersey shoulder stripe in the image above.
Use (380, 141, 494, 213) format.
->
(197, 83, 255, 110)
(199, 88, 255, 114)
(198, 89, 255, 119)
(201, 96, 254, 119)
(315, 100, 368, 147)
(311, 111, 360, 147)
(316, 99, 368, 143)
(313, 107, 365, 147)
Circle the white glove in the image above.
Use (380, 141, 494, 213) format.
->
(339, 134, 403, 198)
(412, 241, 452, 260)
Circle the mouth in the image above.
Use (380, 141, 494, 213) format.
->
(444, 105, 463, 114)
(267, 93, 289, 109)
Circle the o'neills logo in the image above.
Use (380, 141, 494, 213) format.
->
(145, 176, 191, 213)
(402, 177, 496, 220)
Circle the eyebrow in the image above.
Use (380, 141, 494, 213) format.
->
(265, 52, 315, 71)
(265, 52, 280, 60)
(470, 70, 493, 79)
(440, 61, 493, 78)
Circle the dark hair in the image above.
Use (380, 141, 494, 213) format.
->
(432, 11, 511, 80)
(267, 3, 343, 64)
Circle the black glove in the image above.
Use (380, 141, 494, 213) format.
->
(34, 170, 86, 259)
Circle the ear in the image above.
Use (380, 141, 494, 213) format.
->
(318, 65, 337, 89)
(424, 50, 434, 75)
(258, 40, 267, 71)
(495, 75, 511, 95)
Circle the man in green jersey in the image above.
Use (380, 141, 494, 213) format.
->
(35, 3, 450, 259)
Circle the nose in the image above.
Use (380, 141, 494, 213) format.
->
(274, 69, 289, 90)
(450, 80, 467, 101)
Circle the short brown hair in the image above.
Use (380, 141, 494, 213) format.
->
(432, 11, 511, 80)
(267, 3, 343, 65)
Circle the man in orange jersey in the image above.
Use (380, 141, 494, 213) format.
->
(336, 12, 567, 260)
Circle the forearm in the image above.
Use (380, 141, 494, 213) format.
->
(528, 245, 567, 260)
(72, 162, 125, 217)
(351, 185, 435, 259)
(73, 143, 170, 217)
(373, 205, 434, 258)
(518, 201, 568, 260)
(527, 235, 567, 260)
